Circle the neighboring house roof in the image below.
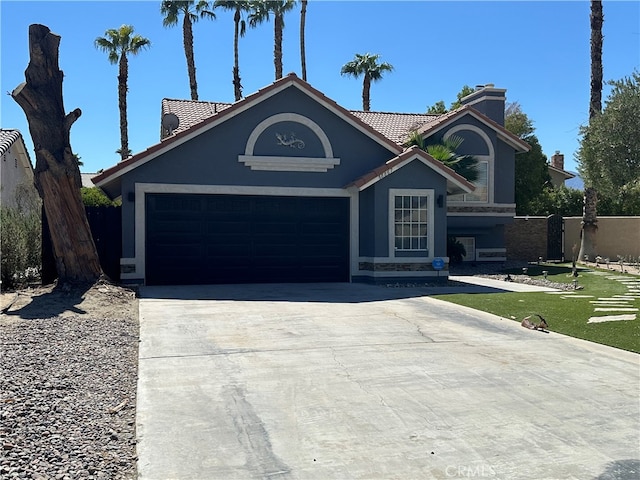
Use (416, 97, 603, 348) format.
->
(0, 129, 24, 157)
(0, 129, 34, 173)
(347, 146, 475, 195)
(548, 163, 576, 180)
(81, 173, 97, 188)
(1, 129, 37, 211)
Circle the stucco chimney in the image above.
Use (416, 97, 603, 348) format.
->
(460, 84, 506, 126)
(551, 151, 564, 170)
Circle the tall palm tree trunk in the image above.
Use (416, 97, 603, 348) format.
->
(580, 0, 604, 261)
(300, 0, 307, 81)
(118, 54, 129, 160)
(578, 187, 598, 260)
(589, 0, 603, 121)
(232, 8, 242, 100)
(274, 13, 283, 80)
(183, 14, 198, 100)
(362, 73, 371, 111)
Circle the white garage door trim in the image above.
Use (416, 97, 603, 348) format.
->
(122, 183, 358, 284)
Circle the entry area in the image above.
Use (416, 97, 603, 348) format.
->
(145, 193, 350, 285)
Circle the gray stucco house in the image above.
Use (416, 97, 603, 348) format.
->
(94, 74, 528, 286)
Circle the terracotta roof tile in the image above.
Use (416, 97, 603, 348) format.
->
(161, 99, 232, 138)
(161, 99, 442, 146)
(349, 111, 440, 144)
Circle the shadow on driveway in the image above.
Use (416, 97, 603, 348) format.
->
(139, 281, 506, 303)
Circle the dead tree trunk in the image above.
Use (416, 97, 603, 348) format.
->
(12, 24, 102, 285)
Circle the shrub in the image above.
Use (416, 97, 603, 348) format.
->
(447, 236, 466, 264)
(1, 206, 41, 290)
(81, 187, 120, 207)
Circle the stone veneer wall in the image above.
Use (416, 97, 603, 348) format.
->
(504, 217, 548, 261)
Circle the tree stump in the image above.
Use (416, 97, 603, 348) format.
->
(12, 24, 102, 285)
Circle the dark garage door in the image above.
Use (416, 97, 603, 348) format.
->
(146, 193, 350, 285)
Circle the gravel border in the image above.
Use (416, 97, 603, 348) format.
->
(1, 313, 139, 479)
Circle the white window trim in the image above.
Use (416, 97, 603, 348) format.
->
(443, 125, 494, 204)
(388, 189, 435, 259)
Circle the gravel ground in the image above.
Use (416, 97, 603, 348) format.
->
(0, 284, 138, 480)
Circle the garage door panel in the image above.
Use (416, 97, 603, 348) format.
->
(146, 193, 349, 285)
(204, 221, 251, 235)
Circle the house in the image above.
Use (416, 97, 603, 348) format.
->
(0, 129, 38, 212)
(548, 151, 576, 188)
(93, 74, 528, 286)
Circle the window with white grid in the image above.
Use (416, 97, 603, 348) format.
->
(393, 194, 429, 252)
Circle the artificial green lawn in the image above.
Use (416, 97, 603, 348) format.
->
(434, 263, 640, 353)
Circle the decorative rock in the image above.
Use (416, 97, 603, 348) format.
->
(0, 313, 139, 479)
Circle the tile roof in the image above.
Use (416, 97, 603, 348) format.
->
(161, 99, 441, 146)
(348, 111, 440, 145)
(161, 99, 232, 138)
(160, 98, 529, 153)
(0, 129, 23, 157)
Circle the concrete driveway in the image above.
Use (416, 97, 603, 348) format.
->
(136, 283, 639, 480)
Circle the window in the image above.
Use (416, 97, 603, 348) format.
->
(456, 237, 476, 262)
(449, 160, 488, 202)
(393, 194, 428, 252)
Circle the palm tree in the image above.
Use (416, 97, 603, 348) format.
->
(248, 0, 297, 80)
(405, 131, 479, 183)
(95, 25, 151, 160)
(579, 0, 604, 261)
(589, 0, 604, 121)
(215, 0, 250, 100)
(300, 0, 307, 81)
(340, 53, 393, 111)
(161, 1, 216, 101)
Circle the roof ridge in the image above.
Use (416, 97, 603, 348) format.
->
(162, 97, 233, 105)
(350, 109, 439, 117)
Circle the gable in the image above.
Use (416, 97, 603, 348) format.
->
(348, 147, 474, 195)
(95, 76, 409, 199)
(94, 74, 403, 198)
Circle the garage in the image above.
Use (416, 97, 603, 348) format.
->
(145, 193, 350, 285)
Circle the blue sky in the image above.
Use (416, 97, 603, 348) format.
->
(1, 1, 638, 176)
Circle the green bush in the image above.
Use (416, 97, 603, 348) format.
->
(447, 236, 466, 264)
(81, 187, 120, 207)
(1, 207, 41, 290)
